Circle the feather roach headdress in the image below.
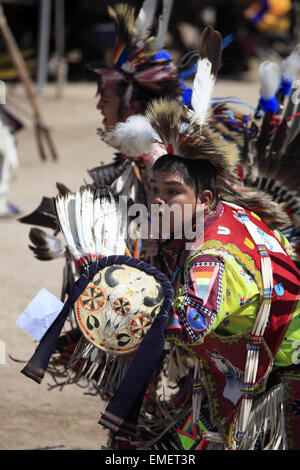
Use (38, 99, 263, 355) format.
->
(90, 0, 181, 106)
(110, 25, 289, 230)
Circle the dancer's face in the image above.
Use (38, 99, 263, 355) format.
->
(96, 81, 121, 132)
(96, 81, 142, 132)
(148, 170, 213, 237)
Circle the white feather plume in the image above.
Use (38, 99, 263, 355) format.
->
(156, 0, 173, 49)
(191, 58, 215, 127)
(134, 0, 158, 41)
(111, 114, 158, 157)
(280, 43, 300, 82)
(258, 61, 280, 99)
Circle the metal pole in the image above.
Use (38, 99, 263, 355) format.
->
(37, 0, 52, 94)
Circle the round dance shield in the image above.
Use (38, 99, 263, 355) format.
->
(74, 261, 166, 355)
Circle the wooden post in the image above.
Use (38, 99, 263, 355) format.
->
(0, 2, 58, 161)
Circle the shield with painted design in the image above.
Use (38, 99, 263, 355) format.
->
(74, 260, 169, 355)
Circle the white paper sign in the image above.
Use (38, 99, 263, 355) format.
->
(15, 288, 64, 341)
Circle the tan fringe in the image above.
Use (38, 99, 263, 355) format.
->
(167, 343, 188, 383)
(239, 384, 287, 450)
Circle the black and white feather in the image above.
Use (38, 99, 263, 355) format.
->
(191, 25, 222, 127)
(87, 158, 129, 187)
(28, 227, 66, 260)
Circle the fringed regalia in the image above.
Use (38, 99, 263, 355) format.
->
(17, 0, 181, 398)
(18, 3, 300, 451)
(94, 24, 300, 449)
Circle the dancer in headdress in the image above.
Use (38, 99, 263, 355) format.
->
(19, 1, 250, 279)
(17, 0, 183, 403)
(95, 25, 300, 449)
(18, 4, 300, 450)
(20, 0, 182, 293)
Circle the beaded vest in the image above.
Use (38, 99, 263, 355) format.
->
(166, 202, 300, 447)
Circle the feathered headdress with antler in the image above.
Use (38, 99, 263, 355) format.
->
(90, 0, 181, 106)
(110, 25, 289, 230)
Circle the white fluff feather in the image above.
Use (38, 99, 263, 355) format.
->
(280, 44, 300, 81)
(111, 115, 158, 157)
(258, 61, 280, 99)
